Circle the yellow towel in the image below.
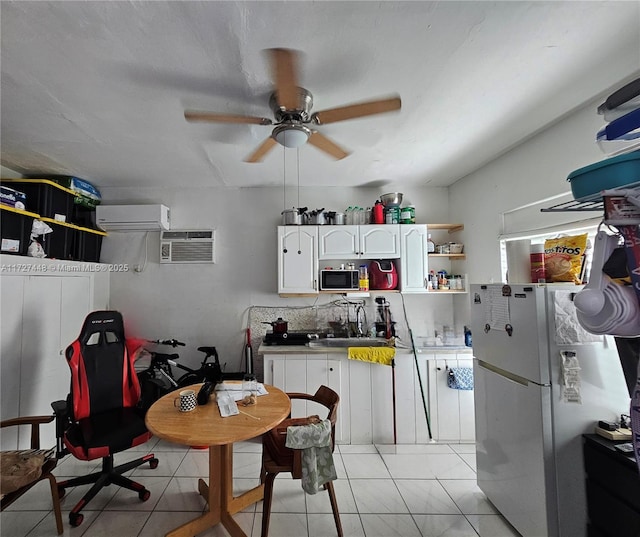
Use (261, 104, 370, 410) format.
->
(348, 347, 395, 366)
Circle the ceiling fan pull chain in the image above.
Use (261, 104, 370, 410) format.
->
(297, 146, 302, 253)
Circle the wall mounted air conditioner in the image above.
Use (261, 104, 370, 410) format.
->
(95, 204, 170, 231)
(160, 230, 215, 264)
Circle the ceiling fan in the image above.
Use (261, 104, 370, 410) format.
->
(184, 48, 401, 163)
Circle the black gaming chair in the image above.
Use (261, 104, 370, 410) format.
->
(52, 310, 158, 527)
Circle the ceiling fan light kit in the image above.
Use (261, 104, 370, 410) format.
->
(273, 123, 310, 148)
(184, 47, 401, 162)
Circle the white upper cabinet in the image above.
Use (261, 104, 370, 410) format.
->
(318, 225, 359, 258)
(399, 225, 429, 292)
(278, 226, 318, 295)
(319, 224, 400, 259)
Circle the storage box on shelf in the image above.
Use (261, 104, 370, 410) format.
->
(75, 226, 106, 262)
(38, 217, 77, 260)
(1, 178, 75, 223)
(0, 206, 39, 256)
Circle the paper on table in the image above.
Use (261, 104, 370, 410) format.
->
(215, 382, 268, 401)
(216, 392, 239, 417)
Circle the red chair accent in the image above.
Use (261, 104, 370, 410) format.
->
(52, 310, 158, 528)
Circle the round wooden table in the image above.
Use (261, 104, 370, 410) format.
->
(145, 383, 291, 537)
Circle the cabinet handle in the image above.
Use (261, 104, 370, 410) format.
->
(329, 367, 334, 371)
(283, 248, 288, 253)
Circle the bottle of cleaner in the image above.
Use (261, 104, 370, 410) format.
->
(427, 233, 435, 253)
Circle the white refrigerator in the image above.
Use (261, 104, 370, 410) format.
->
(470, 283, 630, 537)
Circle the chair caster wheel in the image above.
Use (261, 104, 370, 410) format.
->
(149, 458, 159, 469)
(69, 512, 84, 527)
(139, 489, 151, 501)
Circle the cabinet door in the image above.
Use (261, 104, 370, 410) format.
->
(1, 275, 25, 449)
(457, 358, 475, 442)
(427, 356, 476, 442)
(400, 225, 428, 293)
(349, 360, 373, 444)
(278, 226, 318, 294)
(359, 225, 400, 258)
(306, 357, 345, 443)
(318, 226, 358, 259)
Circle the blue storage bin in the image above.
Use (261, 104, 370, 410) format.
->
(567, 151, 640, 201)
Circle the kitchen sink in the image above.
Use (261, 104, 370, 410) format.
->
(307, 337, 391, 348)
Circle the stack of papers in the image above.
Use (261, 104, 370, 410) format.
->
(215, 382, 269, 401)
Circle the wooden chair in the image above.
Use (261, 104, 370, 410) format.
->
(1, 415, 63, 535)
(260, 385, 343, 537)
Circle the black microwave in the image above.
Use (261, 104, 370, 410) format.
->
(320, 269, 359, 291)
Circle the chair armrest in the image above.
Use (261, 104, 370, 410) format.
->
(51, 400, 70, 458)
(0, 415, 54, 450)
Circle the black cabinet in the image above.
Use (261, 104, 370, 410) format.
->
(583, 434, 640, 537)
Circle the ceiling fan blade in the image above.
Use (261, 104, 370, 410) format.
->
(307, 131, 349, 160)
(269, 48, 299, 110)
(311, 95, 401, 125)
(245, 136, 278, 163)
(185, 111, 272, 125)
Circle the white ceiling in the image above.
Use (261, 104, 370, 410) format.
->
(1, 1, 639, 190)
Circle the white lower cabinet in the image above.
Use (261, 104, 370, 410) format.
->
(263, 353, 348, 443)
(263, 350, 475, 444)
(426, 356, 475, 442)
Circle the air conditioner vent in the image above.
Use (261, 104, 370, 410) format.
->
(160, 230, 215, 264)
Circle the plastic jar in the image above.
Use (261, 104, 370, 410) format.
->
(384, 206, 400, 224)
(359, 265, 369, 291)
(400, 205, 415, 224)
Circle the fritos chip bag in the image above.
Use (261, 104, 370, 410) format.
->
(544, 233, 588, 283)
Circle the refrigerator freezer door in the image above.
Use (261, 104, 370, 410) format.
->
(474, 359, 558, 537)
(470, 284, 550, 384)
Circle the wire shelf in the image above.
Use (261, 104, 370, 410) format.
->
(541, 183, 640, 213)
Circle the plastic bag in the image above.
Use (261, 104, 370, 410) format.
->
(544, 233, 588, 283)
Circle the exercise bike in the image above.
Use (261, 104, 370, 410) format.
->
(135, 339, 245, 409)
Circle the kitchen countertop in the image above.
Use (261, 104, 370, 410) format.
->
(258, 344, 473, 355)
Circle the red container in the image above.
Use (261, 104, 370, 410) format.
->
(530, 244, 546, 283)
(372, 202, 384, 224)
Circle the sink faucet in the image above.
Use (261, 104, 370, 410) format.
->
(356, 305, 366, 337)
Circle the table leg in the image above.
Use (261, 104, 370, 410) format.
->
(165, 444, 264, 537)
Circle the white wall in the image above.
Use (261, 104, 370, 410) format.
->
(448, 85, 637, 326)
(99, 185, 454, 370)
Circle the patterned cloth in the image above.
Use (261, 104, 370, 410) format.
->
(285, 419, 337, 494)
(447, 367, 474, 390)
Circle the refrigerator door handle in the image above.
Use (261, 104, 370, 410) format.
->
(477, 359, 551, 388)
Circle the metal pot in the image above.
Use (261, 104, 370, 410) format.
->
(331, 212, 345, 225)
(308, 208, 326, 225)
(263, 317, 288, 334)
(281, 207, 308, 225)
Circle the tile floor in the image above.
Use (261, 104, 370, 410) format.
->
(2, 437, 521, 537)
